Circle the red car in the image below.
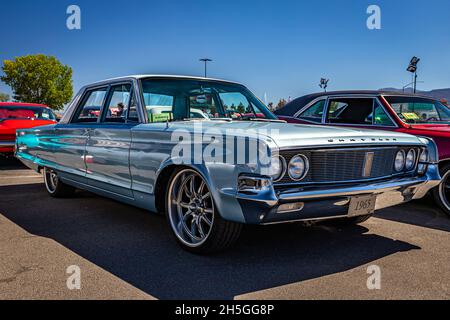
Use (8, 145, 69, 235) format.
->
(275, 91, 450, 216)
(0, 102, 57, 156)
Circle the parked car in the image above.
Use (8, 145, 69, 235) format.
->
(275, 90, 450, 216)
(16, 77, 440, 253)
(0, 102, 57, 156)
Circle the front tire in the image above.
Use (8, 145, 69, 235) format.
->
(166, 168, 242, 254)
(433, 163, 450, 217)
(43, 167, 76, 198)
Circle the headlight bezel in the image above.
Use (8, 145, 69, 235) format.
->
(418, 148, 429, 174)
(288, 154, 310, 181)
(394, 149, 406, 172)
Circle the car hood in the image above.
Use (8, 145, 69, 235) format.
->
(0, 119, 56, 134)
(145, 120, 422, 149)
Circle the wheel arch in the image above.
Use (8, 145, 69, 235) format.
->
(153, 163, 213, 215)
(439, 158, 450, 172)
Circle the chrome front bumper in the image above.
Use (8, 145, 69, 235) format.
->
(0, 141, 15, 147)
(228, 164, 441, 224)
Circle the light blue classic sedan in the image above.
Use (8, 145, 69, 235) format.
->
(15, 75, 441, 253)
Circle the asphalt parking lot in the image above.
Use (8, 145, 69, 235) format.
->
(0, 158, 449, 300)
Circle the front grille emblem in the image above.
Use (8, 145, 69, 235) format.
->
(363, 152, 375, 177)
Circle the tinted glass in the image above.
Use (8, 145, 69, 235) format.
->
(371, 100, 395, 126)
(297, 100, 325, 123)
(326, 98, 373, 125)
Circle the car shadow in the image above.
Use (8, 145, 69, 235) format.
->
(375, 196, 450, 233)
(0, 183, 420, 300)
(0, 157, 26, 170)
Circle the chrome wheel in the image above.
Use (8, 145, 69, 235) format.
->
(44, 167, 58, 194)
(167, 169, 214, 247)
(438, 170, 450, 211)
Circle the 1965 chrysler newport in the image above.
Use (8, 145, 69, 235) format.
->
(16, 75, 441, 253)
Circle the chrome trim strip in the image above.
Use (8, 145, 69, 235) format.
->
(0, 141, 15, 147)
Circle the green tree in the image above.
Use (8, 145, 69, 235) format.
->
(237, 102, 246, 114)
(1, 54, 73, 110)
(0, 92, 9, 102)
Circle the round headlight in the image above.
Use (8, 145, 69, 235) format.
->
(270, 156, 286, 182)
(418, 149, 429, 174)
(394, 150, 406, 172)
(405, 149, 416, 171)
(288, 155, 309, 181)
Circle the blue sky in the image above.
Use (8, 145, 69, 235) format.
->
(1, 0, 449, 103)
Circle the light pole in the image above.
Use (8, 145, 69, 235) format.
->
(199, 58, 213, 78)
(319, 78, 329, 92)
(407, 56, 420, 93)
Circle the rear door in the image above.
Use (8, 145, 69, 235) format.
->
(53, 87, 108, 184)
(85, 82, 139, 198)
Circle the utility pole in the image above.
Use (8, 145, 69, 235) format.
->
(199, 58, 213, 78)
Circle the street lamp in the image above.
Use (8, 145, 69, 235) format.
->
(199, 58, 213, 78)
(319, 78, 329, 92)
(407, 56, 420, 93)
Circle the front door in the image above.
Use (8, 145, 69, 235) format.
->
(85, 83, 138, 198)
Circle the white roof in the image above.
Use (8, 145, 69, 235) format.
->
(89, 74, 242, 86)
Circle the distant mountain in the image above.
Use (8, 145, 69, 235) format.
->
(379, 87, 450, 102)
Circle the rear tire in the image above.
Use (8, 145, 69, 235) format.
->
(433, 163, 450, 217)
(166, 167, 242, 254)
(43, 167, 76, 198)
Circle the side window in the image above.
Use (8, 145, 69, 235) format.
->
(371, 100, 395, 126)
(219, 92, 266, 119)
(144, 93, 175, 123)
(72, 88, 107, 123)
(297, 100, 325, 123)
(326, 98, 373, 125)
(103, 84, 132, 123)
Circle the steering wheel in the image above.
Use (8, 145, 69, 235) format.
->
(426, 117, 439, 122)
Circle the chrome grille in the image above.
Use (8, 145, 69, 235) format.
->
(278, 147, 420, 184)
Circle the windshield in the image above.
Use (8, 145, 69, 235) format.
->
(0, 106, 56, 121)
(385, 96, 450, 124)
(140, 78, 276, 122)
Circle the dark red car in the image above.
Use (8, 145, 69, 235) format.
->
(275, 91, 450, 216)
(0, 102, 57, 156)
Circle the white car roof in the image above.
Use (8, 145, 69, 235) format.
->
(89, 75, 243, 86)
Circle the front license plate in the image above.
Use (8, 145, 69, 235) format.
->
(348, 195, 377, 217)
